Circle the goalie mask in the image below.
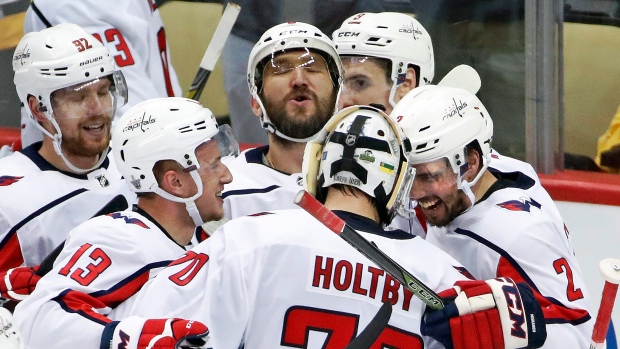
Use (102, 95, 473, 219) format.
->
(391, 85, 493, 207)
(112, 97, 239, 227)
(247, 21, 344, 142)
(302, 105, 414, 225)
(13, 23, 128, 173)
(333, 12, 434, 109)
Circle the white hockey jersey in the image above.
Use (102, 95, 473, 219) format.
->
(426, 168, 593, 347)
(13, 207, 192, 349)
(21, 0, 182, 147)
(0, 143, 135, 271)
(223, 146, 427, 235)
(111, 209, 472, 349)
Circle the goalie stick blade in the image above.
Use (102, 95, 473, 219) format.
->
(437, 64, 481, 94)
(187, 2, 241, 101)
(294, 190, 444, 310)
(35, 195, 129, 276)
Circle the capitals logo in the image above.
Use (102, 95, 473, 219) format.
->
(0, 176, 24, 186)
(108, 212, 149, 229)
(497, 197, 541, 212)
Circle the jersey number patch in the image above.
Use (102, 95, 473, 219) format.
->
(553, 257, 584, 301)
(282, 306, 423, 348)
(58, 243, 112, 286)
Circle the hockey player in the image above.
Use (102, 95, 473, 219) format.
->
(20, 0, 182, 147)
(333, 12, 434, 115)
(110, 105, 546, 349)
(332, 12, 540, 236)
(0, 23, 135, 308)
(13, 97, 237, 349)
(393, 85, 592, 347)
(221, 21, 344, 221)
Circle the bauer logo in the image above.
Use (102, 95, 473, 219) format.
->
(79, 56, 102, 66)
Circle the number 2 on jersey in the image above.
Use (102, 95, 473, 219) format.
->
(553, 257, 584, 301)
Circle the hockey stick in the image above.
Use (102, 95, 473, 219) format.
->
(590, 258, 620, 349)
(35, 195, 129, 276)
(437, 64, 481, 95)
(187, 2, 241, 101)
(294, 190, 444, 310)
(344, 301, 393, 349)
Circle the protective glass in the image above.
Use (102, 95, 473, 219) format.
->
(263, 48, 331, 78)
(410, 157, 458, 193)
(50, 70, 128, 120)
(213, 124, 240, 159)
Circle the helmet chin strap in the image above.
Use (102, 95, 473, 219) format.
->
(252, 84, 342, 144)
(457, 155, 491, 209)
(154, 170, 206, 227)
(36, 113, 108, 174)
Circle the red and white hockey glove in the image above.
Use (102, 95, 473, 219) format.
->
(421, 277, 546, 349)
(100, 316, 210, 349)
(0, 265, 41, 302)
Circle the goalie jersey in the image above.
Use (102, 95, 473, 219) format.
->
(0, 143, 135, 272)
(13, 207, 193, 349)
(111, 209, 471, 349)
(425, 168, 593, 347)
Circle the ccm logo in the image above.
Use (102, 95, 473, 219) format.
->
(502, 284, 527, 338)
(337, 32, 360, 37)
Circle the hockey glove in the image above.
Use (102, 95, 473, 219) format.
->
(421, 277, 546, 349)
(0, 265, 41, 302)
(100, 316, 210, 349)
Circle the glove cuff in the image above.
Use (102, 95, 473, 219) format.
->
(100, 321, 120, 349)
(485, 277, 531, 348)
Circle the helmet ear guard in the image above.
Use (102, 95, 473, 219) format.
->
(302, 105, 414, 225)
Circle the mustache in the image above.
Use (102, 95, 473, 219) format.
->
(284, 86, 317, 101)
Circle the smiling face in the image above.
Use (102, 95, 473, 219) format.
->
(48, 77, 114, 157)
(409, 158, 469, 227)
(257, 50, 337, 139)
(193, 139, 233, 222)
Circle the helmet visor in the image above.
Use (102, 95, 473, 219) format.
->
(212, 124, 240, 159)
(262, 48, 331, 80)
(50, 71, 128, 120)
(409, 157, 458, 198)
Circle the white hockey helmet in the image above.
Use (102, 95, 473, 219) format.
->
(303, 105, 414, 225)
(112, 97, 239, 226)
(247, 21, 344, 142)
(333, 12, 434, 109)
(12, 23, 127, 173)
(391, 85, 493, 201)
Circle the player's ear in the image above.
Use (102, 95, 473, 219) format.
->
(28, 95, 47, 123)
(250, 97, 263, 117)
(463, 147, 482, 182)
(159, 164, 193, 197)
(395, 66, 418, 101)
